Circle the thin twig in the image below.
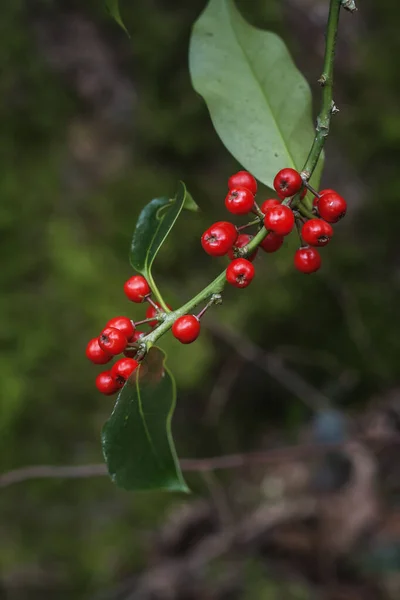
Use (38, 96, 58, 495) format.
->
(2, 436, 399, 489)
(204, 355, 244, 425)
(207, 320, 331, 411)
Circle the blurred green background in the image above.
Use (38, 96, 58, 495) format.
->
(1, 0, 400, 598)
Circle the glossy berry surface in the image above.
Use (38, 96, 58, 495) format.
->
(86, 337, 112, 365)
(228, 170, 257, 195)
(294, 247, 321, 274)
(124, 275, 151, 303)
(201, 221, 238, 256)
(99, 326, 127, 355)
(260, 198, 281, 214)
(226, 258, 255, 288)
(227, 234, 258, 262)
(317, 190, 347, 223)
(111, 357, 139, 386)
(95, 371, 119, 395)
(273, 168, 303, 198)
(260, 232, 284, 253)
(106, 316, 135, 341)
(172, 315, 201, 344)
(301, 219, 333, 247)
(225, 187, 254, 215)
(263, 204, 295, 236)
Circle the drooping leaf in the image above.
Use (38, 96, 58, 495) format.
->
(105, 0, 130, 36)
(102, 346, 188, 492)
(130, 181, 198, 277)
(189, 0, 324, 189)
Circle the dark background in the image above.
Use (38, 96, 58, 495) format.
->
(1, 0, 400, 598)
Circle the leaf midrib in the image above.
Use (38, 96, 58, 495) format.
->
(226, 0, 296, 170)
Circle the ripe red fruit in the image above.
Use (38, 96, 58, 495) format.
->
(106, 316, 135, 341)
(225, 187, 254, 215)
(228, 170, 257, 195)
(301, 219, 334, 247)
(294, 247, 322, 274)
(263, 205, 295, 236)
(86, 337, 112, 365)
(226, 258, 255, 288)
(201, 221, 238, 256)
(99, 326, 127, 355)
(124, 275, 151, 303)
(172, 315, 201, 344)
(260, 232, 284, 253)
(111, 357, 139, 386)
(260, 198, 281, 214)
(145, 303, 172, 328)
(273, 168, 303, 198)
(227, 233, 258, 262)
(95, 371, 119, 395)
(316, 190, 347, 223)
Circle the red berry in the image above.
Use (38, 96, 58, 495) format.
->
(294, 247, 321, 274)
(317, 190, 347, 223)
(263, 205, 295, 236)
(228, 170, 257, 195)
(313, 190, 334, 208)
(227, 234, 258, 262)
(111, 357, 139, 386)
(273, 168, 303, 198)
(201, 221, 238, 257)
(301, 219, 333, 247)
(124, 275, 151, 303)
(260, 232, 284, 253)
(99, 327, 127, 355)
(145, 303, 172, 328)
(225, 187, 254, 215)
(172, 315, 201, 344)
(226, 258, 255, 288)
(260, 198, 281, 214)
(106, 316, 135, 341)
(95, 371, 119, 395)
(86, 337, 112, 365)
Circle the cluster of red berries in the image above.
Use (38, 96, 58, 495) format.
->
(86, 275, 206, 395)
(201, 168, 347, 280)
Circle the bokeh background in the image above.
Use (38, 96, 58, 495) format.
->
(1, 0, 400, 598)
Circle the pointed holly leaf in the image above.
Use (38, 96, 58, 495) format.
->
(102, 347, 188, 492)
(130, 181, 198, 278)
(189, 0, 324, 189)
(105, 0, 130, 36)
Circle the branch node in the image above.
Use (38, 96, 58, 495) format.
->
(341, 0, 358, 13)
(331, 101, 340, 115)
(318, 74, 327, 87)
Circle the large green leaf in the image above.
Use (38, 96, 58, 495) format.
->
(189, 0, 323, 189)
(130, 181, 198, 277)
(102, 347, 188, 492)
(105, 0, 129, 36)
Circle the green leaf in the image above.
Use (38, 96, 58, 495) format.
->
(130, 181, 198, 277)
(102, 346, 189, 492)
(105, 0, 130, 36)
(189, 0, 323, 189)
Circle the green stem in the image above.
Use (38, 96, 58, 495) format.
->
(301, 0, 341, 181)
(147, 272, 170, 313)
(143, 226, 270, 348)
(139, 1, 344, 355)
